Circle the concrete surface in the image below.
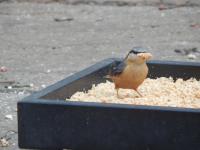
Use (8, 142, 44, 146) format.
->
(3, 0, 200, 7)
(0, 2, 200, 150)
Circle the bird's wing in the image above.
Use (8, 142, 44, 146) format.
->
(109, 61, 126, 76)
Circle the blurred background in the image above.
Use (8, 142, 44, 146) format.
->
(0, 0, 199, 149)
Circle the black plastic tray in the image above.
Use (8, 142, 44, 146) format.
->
(18, 58, 200, 150)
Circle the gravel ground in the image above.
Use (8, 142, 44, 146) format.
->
(0, 2, 199, 150)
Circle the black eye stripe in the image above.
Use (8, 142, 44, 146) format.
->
(129, 47, 147, 54)
(129, 50, 145, 54)
(130, 50, 139, 54)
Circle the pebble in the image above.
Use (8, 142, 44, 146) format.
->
(29, 83, 34, 87)
(158, 4, 168, 11)
(0, 66, 8, 72)
(0, 138, 9, 147)
(187, 54, 196, 59)
(5, 114, 13, 120)
(7, 86, 12, 89)
(41, 84, 46, 88)
(18, 91, 24, 95)
(54, 17, 74, 22)
(47, 69, 51, 73)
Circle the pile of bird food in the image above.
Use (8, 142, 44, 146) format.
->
(69, 77, 200, 108)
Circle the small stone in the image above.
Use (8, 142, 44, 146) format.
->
(5, 114, 13, 120)
(158, 4, 168, 11)
(41, 84, 46, 88)
(174, 49, 182, 53)
(18, 91, 24, 95)
(190, 24, 200, 29)
(54, 17, 74, 22)
(30, 83, 34, 87)
(7, 86, 12, 89)
(187, 54, 196, 59)
(47, 69, 51, 73)
(191, 47, 199, 53)
(0, 138, 9, 147)
(0, 66, 8, 72)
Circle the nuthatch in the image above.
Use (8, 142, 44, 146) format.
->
(107, 47, 152, 98)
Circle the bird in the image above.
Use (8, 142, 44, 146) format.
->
(107, 47, 152, 98)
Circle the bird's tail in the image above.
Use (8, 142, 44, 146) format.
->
(103, 62, 118, 79)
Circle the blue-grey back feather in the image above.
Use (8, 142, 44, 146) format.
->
(109, 61, 126, 76)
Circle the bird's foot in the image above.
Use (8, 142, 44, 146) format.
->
(135, 90, 143, 97)
(117, 95, 124, 99)
(116, 89, 123, 99)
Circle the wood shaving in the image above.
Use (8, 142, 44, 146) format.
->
(69, 77, 200, 108)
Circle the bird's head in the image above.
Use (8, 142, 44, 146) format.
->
(125, 47, 152, 64)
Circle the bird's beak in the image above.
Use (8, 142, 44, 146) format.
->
(137, 53, 152, 61)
